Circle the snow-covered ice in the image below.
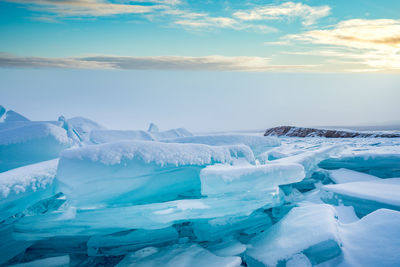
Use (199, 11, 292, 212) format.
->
(1, 109, 400, 266)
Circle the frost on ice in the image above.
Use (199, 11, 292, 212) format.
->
(1, 107, 400, 266)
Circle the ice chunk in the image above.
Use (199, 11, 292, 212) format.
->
(163, 134, 280, 155)
(9, 255, 69, 267)
(0, 226, 34, 265)
(90, 130, 154, 143)
(286, 253, 311, 267)
(200, 163, 305, 196)
(207, 238, 246, 257)
(115, 244, 241, 267)
(192, 209, 272, 242)
(321, 178, 400, 216)
(0, 123, 71, 172)
(335, 209, 400, 266)
(3, 110, 30, 122)
(66, 116, 105, 143)
(275, 145, 343, 178)
(14, 189, 282, 239)
(328, 168, 380, 184)
(319, 151, 400, 178)
(151, 128, 193, 140)
(88, 227, 178, 256)
(0, 159, 59, 220)
(57, 141, 255, 207)
(147, 123, 159, 133)
(0, 105, 6, 119)
(246, 204, 341, 266)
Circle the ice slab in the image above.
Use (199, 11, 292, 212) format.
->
(207, 238, 246, 257)
(0, 123, 71, 172)
(9, 255, 69, 267)
(200, 163, 305, 196)
(3, 110, 30, 122)
(321, 178, 400, 216)
(14, 189, 282, 240)
(0, 159, 59, 220)
(90, 130, 154, 143)
(151, 128, 193, 140)
(115, 244, 241, 267)
(147, 123, 159, 133)
(57, 141, 255, 207)
(328, 168, 380, 184)
(246, 204, 341, 266)
(88, 227, 178, 256)
(319, 152, 400, 178)
(66, 116, 105, 143)
(163, 134, 280, 155)
(192, 209, 272, 242)
(275, 145, 343, 178)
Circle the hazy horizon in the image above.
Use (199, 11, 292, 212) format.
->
(1, 69, 399, 132)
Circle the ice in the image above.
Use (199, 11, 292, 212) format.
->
(274, 145, 343, 178)
(57, 140, 255, 207)
(319, 150, 400, 178)
(162, 134, 280, 155)
(321, 178, 400, 216)
(13, 189, 282, 239)
(245, 204, 341, 266)
(2, 110, 30, 122)
(0, 114, 399, 265)
(200, 162, 305, 196)
(207, 238, 246, 257)
(0, 159, 59, 220)
(0, 105, 5, 119)
(115, 244, 241, 267)
(147, 123, 159, 133)
(327, 168, 380, 184)
(0, 122, 72, 172)
(66, 116, 105, 143)
(87, 227, 179, 256)
(151, 128, 193, 140)
(192, 209, 273, 242)
(8, 255, 69, 267)
(90, 129, 154, 143)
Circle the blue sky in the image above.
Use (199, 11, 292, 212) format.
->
(0, 0, 399, 131)
(1, 0, 400, 72)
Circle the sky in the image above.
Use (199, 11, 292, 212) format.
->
(0, 0, 399, 131)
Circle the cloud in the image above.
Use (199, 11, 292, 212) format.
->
(0, 53, 315, 71)
(4, 0, 169, 17)
(285, 19, 400, 70)
(233, 2, 330, 26)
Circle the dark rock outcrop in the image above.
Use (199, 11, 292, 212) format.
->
(264, 126, 400, 138)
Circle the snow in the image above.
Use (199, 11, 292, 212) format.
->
(8, 255, 69, 267)
(0, 122, 70, 146)
(60, 140, 255, 166)
(0, 122, 71, 172)
(321, 178, 400, 208)
(90, 129, 154, 143)
(0, 159, 58, 199)
(115, 244, 241, 267)
(328, 168, 380, 184)
(246, 204, 340, 266)
(336, 209, 400, 266)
